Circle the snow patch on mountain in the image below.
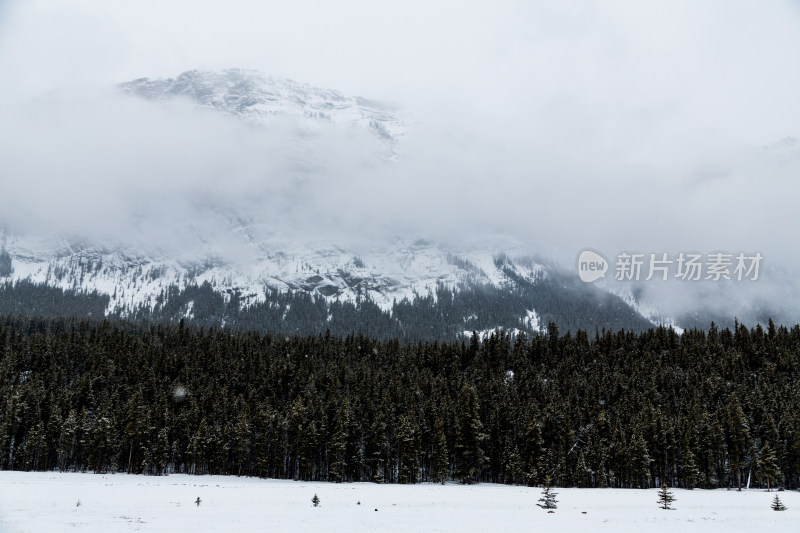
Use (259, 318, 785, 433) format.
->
(119, 69, 406, 161)
(2, 230, 547, 320)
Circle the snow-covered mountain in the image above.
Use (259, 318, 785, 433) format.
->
(2, 229, 542, 318)
(1, 218, 661, 339)
(0, 69, 656, 337)
(120, 69, 405, 161)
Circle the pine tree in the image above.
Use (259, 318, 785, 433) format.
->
(312, 493, 320, 507)
(432, 416, 449, 484)
(232, 410, 251, 477)
(454, 385, 485, 484)
(123, 391, 151, 474)
(757, 441, 781, 491)
(629, 432, 651, 489)
(23, 421, 46, 471)
(576, 450, 592, 488)
(58, 409, 78, 472)
(657, 482, 676, 510)
(89, 412, 115, 474)
(252, 403, 277, 478)
(524, 419, 543, 486)
(153, 427, 170, 475)
(397, 414, 420, 484)
(680, 442, 699, 489)
(504, 443, 523, 486)
(329, 399, 350, 483)
(726, 394, 750, 490)
(288, 397, 316, 481)
(536, 476, 558, 509)
(369, 409, 387, 484)
(771, 494, 787, 511)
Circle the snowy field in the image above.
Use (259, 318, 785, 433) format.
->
(0, 472, 797, 533)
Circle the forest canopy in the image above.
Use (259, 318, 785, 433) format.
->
(0, 315, 798, 490)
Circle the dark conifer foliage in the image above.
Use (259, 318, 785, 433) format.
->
(537, 476, 558, 509)
(771, 494, 787, 511)
(657, 483, 675, 510)
(453, 385, 486, 484)
(0, 280, 108, 318)
(0, 315, 798, 490)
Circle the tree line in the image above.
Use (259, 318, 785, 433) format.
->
(0, 315, 798, 490)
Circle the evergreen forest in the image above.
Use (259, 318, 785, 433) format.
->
(1, 315, 798, 491)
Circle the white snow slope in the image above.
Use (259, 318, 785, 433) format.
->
(2, 231, 546, 323)
(0, 472, 797, 533)
(120, 69, 406, 161)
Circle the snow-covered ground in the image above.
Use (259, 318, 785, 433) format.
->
(0, 472, 796, 532)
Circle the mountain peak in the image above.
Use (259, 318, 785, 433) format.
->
(119, 69, 405, 150)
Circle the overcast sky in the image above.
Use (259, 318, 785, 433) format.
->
(1, 0, 799, 323)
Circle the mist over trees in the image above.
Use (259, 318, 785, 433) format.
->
(0, 315, 798, 490)
(0, 247, 13, 278)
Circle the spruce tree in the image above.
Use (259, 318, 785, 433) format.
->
(504, 443, 523, 485)
(576, 450, 592, 488)
(725, 394, 750, 490)
(369, 410, 387, 484)
(397, 414, 420, 484)
(680, 443, 699, 489)
(432, 416, 449, 484)
(454, 385, 485, 484)
(123, 391, 151, 474)
(329, 400, 350, 483)
(771, 494, 787, 511)
(536, 476, 558, 509)
(657, 482, 676, 510)
(757, 441, 781, 491)
(232, 410, 251, 477)
(89, 413, 115, 474)
(153, 427, 170, 475)
(312, 493, 320, 507)
(24, 421, 46, 471)
(629, 432, 651, 489)
(524, 419, 543, 486)
(58, 410, 78, 472)
(252, 404, 275, 478)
